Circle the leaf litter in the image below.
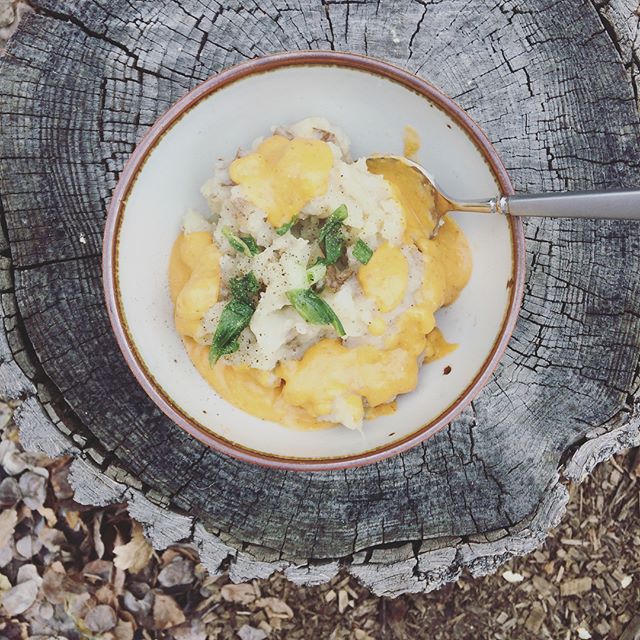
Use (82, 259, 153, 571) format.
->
(0, 405, 637, 639)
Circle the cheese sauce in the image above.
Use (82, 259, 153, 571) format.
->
(229, 135, 334, 228)
(403, 125, 421, 159)
(169, 139, 471, 430)
(169, 233, 330, 430)
(357, 243, 409, 313)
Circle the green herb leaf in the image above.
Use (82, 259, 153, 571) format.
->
(286, 288, 345, 337)
(222, 227, 261, 256)
(318, 205, 348, 243)
(318, 205, 349, 266)
(209, 271, 262, 364)
(209, 299, 254, 364)
(323, 228, 344, 265)
(306, 259, 327, 286)
(228, 271, 260, 307)
(241, 235, 261, 255)
(276, 215, 297, 236)
(353, 239, 373, 264)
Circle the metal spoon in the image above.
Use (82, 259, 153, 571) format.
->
(371, 155, 640, 239)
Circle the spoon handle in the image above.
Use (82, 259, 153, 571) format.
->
(504, 189, 640, 220)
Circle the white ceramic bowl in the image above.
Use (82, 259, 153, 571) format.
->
(103, 51, 525, 471)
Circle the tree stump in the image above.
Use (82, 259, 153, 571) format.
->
(0, 0, 639, 597)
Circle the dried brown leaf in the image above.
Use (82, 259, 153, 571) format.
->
(157, 556, 194, 588)
(1, 444, 28, 475)
(35, 600, 54, 621)
(0, 477, 21, 508)
(113, 566, 126, 595)
(15, 535, 34, 559)
(83, 559, 114, 584)
(16, 564, 41, 586)
(18, 471, 46, 509)
(0, 573, 11, 592)
(1, 579, 39, 616)
(113, 618, 135, 640)
(0, 507, 17, 548)
(0, 543, 12, 570)
(37, 526, 65, 552)
(41, 567, 83, 605)
(67, 592, 95, 621)
(114, 522, 153, 573)
(152, 593, 186, 630)
(123, 588, 155, 625)
(85, 604, 117, 633)
(94, 584, 119, 609)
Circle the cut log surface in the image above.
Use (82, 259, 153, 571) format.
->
(0, 0, 639, 596)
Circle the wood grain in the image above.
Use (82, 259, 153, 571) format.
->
(0, 0, 638, 595)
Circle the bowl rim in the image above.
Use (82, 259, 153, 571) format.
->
(103, 50, 526, 472)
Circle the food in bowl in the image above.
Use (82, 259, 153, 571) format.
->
(169, 117, 472, 431)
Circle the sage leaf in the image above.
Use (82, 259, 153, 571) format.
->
(209, 299, 254, 364)
(286, 288, 345, 337)
(318, 204, 348, 265)
(228, 272, 260, 307)
(306, 259, 327, 286)
(222, 227, 261, 256)
(353, 239, 373, 264)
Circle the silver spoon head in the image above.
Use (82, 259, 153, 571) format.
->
(365, 155, 453, 239)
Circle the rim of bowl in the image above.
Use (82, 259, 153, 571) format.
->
(103, 50, 526, 472)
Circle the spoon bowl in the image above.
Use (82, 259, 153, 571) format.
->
(368, 155, 499, 238)
(372, 155, 640, 230)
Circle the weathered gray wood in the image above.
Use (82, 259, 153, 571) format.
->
(0, 0, 639, 596)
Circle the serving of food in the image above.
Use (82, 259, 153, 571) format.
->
(105, 52, 523, 467)
(169, 117, 472, 431)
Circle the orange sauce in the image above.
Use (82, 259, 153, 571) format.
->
(229, 135, 334, 228)
(169, 139, 472, 430)
(403, 125, 421, 159)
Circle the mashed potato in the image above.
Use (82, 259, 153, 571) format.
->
(169, 118, 472, 430)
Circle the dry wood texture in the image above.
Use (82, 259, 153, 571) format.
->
(0, 0, 639, 596)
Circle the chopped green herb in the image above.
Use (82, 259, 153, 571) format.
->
(324, 204, 348, 228)
(240, 235, 261, 255)
(209, 271, 261, 364)
(209, 299, 255, 364)
(228, 271, 260, 307)
(306, 259, 327, 286)
(353, 239, 373, 264)
(318, 204, 348, 266)
(276, 215, 297, 236)
(323, 229, 344, 265)
(286, 288, 345, 337)
(318, 205, 348, 243)
(222, 227, 261, 256)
